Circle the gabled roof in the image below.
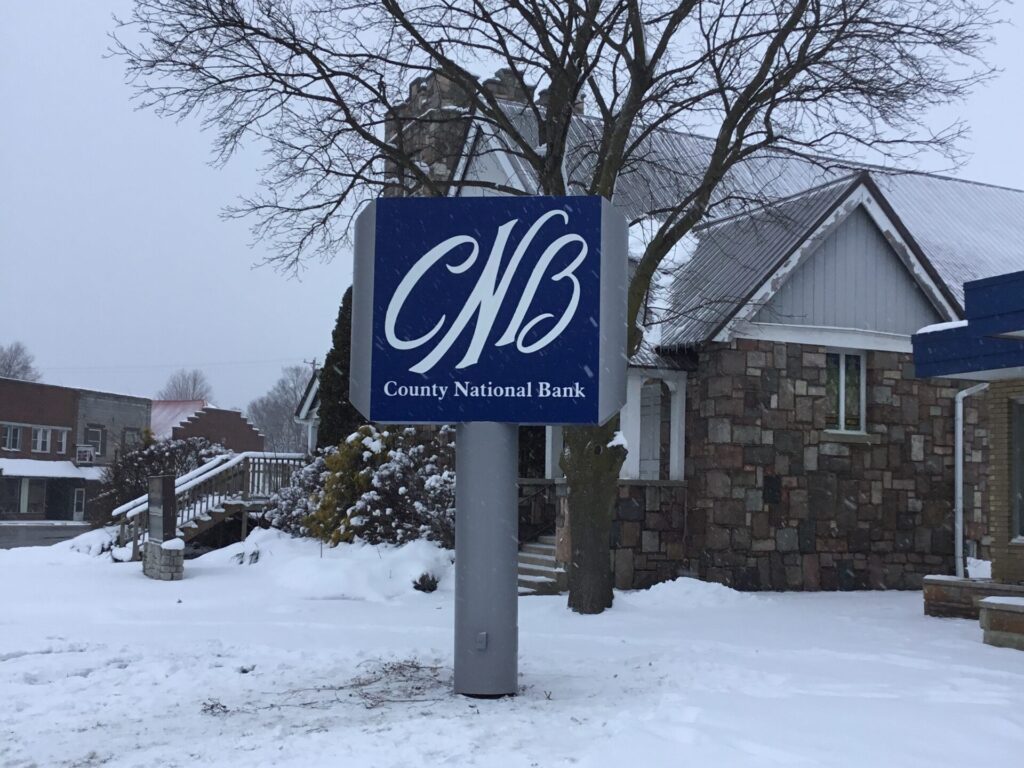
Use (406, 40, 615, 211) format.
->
(661, 172, 964, 347)
(469, 111, 1024, 335)
(661, 176, 862, 347)
(294, 369, 320, 422)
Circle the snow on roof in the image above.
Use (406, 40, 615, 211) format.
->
(661, 177, 858, 347)
(0, 459, 104, 481)
(294, 371, 320, 421)
(916, 319, 968, 335)
(150, 400, 206, 440)
(483, 107, 1024, 345)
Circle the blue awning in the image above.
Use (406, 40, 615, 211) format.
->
(913, 269, 1024, 381)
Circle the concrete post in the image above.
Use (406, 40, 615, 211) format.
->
(454, 422, 519, 697)
(143, 475, 183, 581)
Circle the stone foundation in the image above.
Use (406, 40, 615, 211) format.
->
(686, 339, 988, 591)
(922, 575, 1024, 619)
(980, 597, 1024, 651)
(143, 540, 184, 581)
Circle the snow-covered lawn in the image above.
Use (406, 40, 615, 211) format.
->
(3, 531, 1024, 767)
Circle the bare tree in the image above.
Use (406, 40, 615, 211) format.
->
(246, 365, 309, 452)
(0, 342, 41, 382)
(115, 0, 1001, 613)
(157, 368, 214, 401)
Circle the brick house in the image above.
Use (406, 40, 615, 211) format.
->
(0, 378, 151, 521)
(377, 72, 1024, 590)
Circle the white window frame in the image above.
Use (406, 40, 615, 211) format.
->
(826, 349, 867, 434)
(1, 424, 20, 451)
(73, 488, 86, 520)
(84, 426, 105, 457)
(56, 430, 68, 454)
(31, 427, 51, 454)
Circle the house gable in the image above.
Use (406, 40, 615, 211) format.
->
(716, 182, 959, 352)
(751, 205, 943, 336)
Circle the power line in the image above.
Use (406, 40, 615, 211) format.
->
(41, 360, 305, 374)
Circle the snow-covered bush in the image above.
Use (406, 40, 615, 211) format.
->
(263, 450, 334, 536)
(308, 425, 456, 548)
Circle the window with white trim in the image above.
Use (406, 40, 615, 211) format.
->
(56, 430, 68, 454)
(825, 351, 865, 432)
(84, 425, 105, 457)
(1, 424, 20, 451)
(31, 427, 51, 453)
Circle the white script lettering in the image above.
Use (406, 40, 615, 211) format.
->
(384, 210, 588, 374)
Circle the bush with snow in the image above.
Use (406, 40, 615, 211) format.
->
(307, 425, 456, 549)
(263, 449, 334, 536)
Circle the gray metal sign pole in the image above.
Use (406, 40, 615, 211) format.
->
(454, 421, 519, 697)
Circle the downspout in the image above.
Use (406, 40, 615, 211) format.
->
(955, 383, 989, 578)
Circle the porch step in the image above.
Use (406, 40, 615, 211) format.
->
(517, 537, 565, 596)
(521, 542, 557, 557)
(518, 551, 557, 568)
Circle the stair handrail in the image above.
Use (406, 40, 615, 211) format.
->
(110, 453, 234, 520)
(111, 451, 305, 520)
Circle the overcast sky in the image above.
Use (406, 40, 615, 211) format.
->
(1, 2, 1023, 409)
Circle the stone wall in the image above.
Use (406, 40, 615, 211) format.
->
(548, 480, 694, 590)
(985, 380, 1024, 584)
(611, 482, 692, 589)
(685, 338, 988, 591)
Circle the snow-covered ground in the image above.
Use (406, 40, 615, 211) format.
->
(3, 530, 1024, 768)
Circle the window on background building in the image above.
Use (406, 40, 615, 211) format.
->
(1, 424, 20, 451)
(825, 351, 865, 432)
(122, 428, 142, 450)
(84, 425, 105, 457)
(31, 427, 51, 453)
(56, 431, 68, 454)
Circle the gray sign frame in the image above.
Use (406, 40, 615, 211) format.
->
(349, 196, 627, 425)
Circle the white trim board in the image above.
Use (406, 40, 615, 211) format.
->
(715, 183, 959, 344)
(731, 322, 913, 353)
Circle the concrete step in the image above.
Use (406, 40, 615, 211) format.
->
(521, 542, 557, 557)
(518, 562, 565, 578)
(517, 574, 563, 596)
(518, 551, 558, 568)
(537, 534, 557, 547)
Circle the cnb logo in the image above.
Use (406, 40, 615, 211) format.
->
(385, 209, 589, 374)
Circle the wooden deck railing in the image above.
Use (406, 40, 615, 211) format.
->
(113, 452, 306, 558)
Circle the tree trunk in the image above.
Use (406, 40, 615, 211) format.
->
(561, 419, 626, 614)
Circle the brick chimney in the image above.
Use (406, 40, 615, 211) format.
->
(384, 69, 540, 194)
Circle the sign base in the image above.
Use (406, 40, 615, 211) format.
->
(454, 422, 519, 697)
